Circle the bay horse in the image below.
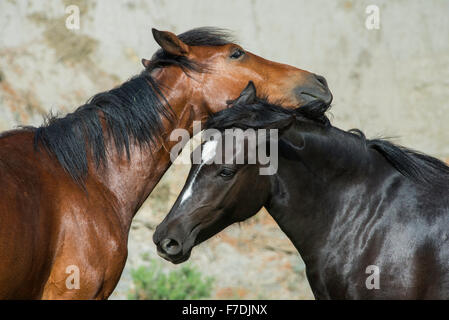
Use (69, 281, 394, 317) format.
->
(0, 27, 332, 299)
(154, 83, 449, 299)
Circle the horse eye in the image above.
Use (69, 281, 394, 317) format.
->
(230, 49, 245, 59)
(219, 168, 236, 178)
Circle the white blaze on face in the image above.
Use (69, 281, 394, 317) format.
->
(201, 140, 218, 163)
(180, 140, 218, 205)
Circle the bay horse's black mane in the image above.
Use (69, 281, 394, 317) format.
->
(206, 99, 449, 187)
(32, 27, 233, 185)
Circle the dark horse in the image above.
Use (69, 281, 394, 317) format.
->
(0, 28, 331, 299)
(154, 83, 449, 299)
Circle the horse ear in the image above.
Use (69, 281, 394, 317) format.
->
(152, 28, 190, 56)
(141, 58, 151, 68)
(231, 81, 257, 106)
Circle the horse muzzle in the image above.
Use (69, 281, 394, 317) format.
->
(294, 74, 333, 105)
(156, 240, 192, 264)
(153, 221, 201, 264)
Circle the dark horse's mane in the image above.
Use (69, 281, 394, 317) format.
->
(206, 99, 449, 187)
(33, 27, 233, 185)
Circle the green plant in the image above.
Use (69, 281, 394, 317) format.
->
(127, 256, 214, 300)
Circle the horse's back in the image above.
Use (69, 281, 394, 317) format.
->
(0, 129, 129, 299)
(0, 129, 56, 298)
(362, 181, 449, 298)
(317, 173, 449, 299)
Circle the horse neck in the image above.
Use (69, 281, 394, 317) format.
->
(266, 126, 391, 262)
(90, 68, 204, 227)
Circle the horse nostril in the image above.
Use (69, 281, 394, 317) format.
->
(294, 74, 333, 105)
(314, 74, 328, 88)
(160, 238, 182, 256)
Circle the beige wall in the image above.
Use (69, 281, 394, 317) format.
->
(1, 0, 449, 157)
